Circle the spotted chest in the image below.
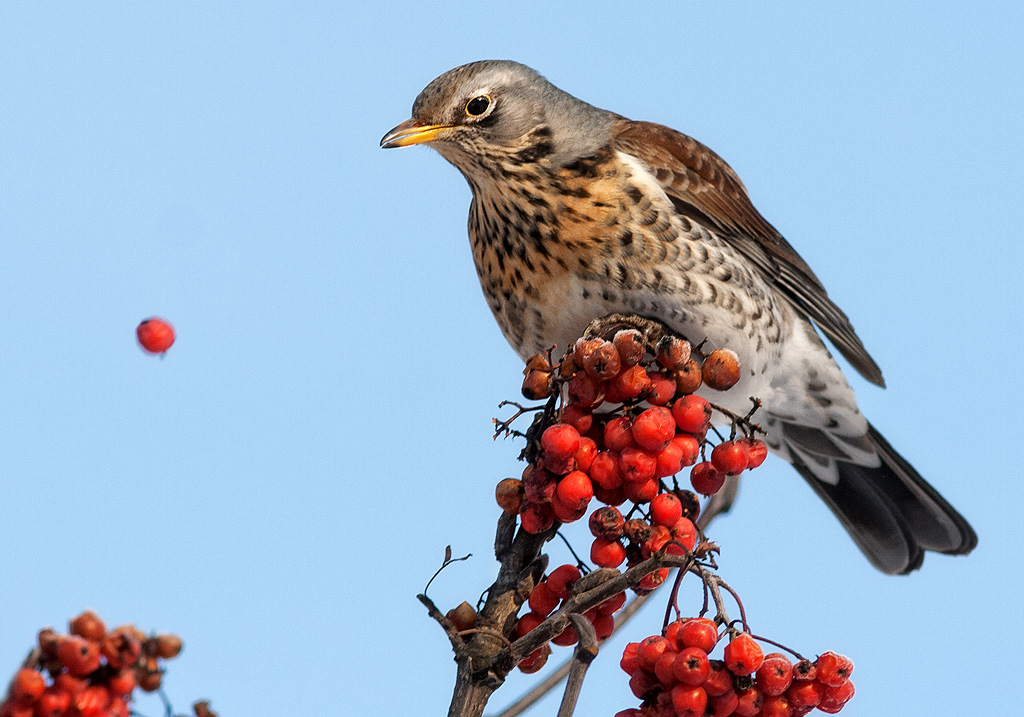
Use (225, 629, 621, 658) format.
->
(463, 144, 788, 365)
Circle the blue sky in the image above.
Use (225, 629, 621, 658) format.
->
(1, 3, 1020, 715)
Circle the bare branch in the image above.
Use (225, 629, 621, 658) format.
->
(555, 615, 598, 717)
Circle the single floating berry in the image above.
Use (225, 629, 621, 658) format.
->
(136, 317, 175, 354)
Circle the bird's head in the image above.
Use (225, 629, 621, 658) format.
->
(381, 60, 616, 177)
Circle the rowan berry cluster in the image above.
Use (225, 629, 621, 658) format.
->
(0, 610, 189, 717)
(618, 625, 854, 717)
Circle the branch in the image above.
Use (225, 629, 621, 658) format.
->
(555, 615, 598, 717)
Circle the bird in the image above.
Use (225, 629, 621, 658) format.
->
(381, 60, 976, 574)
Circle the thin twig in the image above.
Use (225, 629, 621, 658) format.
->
(418, 593, 465, 655)
(556, 615, 599, 717)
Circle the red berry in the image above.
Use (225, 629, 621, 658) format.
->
(555, 470, 593, 510)
(642, 524, 672, 557)
(739, 438, 768, 468)
(677, 617, 718, 653)
(528, 582, 560, 616)
(101, 626, 142, 671)
(671, 517, 697, 552)
(136, 317, 175, 354)
(57, 636, 101, 677)
(623, 477, 659, 504)
(703, 659, 732, 696)
(560, 404, 593, 433)
(69, 610, 106, 642)
(654, 440, 685, 479)
(669, 684, 707, 717)
(35, 688, 72, 717)
(656, 336, 692, 370)
(637, 567, 669, 590)
(709, 689, 739, 717)
(542, 424, 581, 462)
(589, 612, 615, 641)
(645, 371, 677, 405)
(551, 622, 578, 647)
(649, 492, 683, 527)
(654, 651, 679, 686)
(575, 437, 597, 472)
(604, 417, 637, 452)
(672, 395, 711, 433)
(711, 440, 748, 475)
(523, 465, 557, 503)
(759, 694, 794, 717)
(107, 669, 137, 698)
(638, 635, 672, 671)
(609, 365, 652, 400)
(690, 461, 725, 495)
(596, 590, 626, 616)
(733, 686, 764, 717)
(792, 659, 817, 682)
(620, 642, 641, 674)
(756, 653, 794, 697)
(619, 448, 656, 483)
(672, 647, 710, 685)
(53, 675, 86, 697)
(628, 669, 659, 699)
(724, 633, 764, 676)
(816, 651, 854, 687)
(632, 407, 676, 451)
(589, 451, 624, 490)
(786, 680, 823, 710)
(519, 501, 554, 534)
(590, 537, 626, 568)
(73, 686, 110, 717)
(592, 483, 626, 506)
(817, 679, 855, 713)
(670, 433, 701, 467)
(546, 564, 581, 600)
(11, 670, 45, 702)
(514, 612, 544, 638)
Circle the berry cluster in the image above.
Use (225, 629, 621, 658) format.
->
(514, 564, 629, 672)
(1, 610, 184, 717)
(618, 625, 854, 717)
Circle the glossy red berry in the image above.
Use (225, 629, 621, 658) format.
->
(632, 407, 676, 452)
(57, 636, 101, 677)
(817, 679, 855, 713)
(739, 438, 768, 468)
(35, 688, 72, 717)
(638, 635, 672, 671)
(590, 537, 626, 568)
(604, 417, 637, 452)
(620, 642, 641, 674)
(609, 365, 651, 400)
(759, 694, 794, 717)
(619, 448, 656, 483)
(711, 440, 749, 475)
(786, 680, 823, 711)
(73, 685, 110, 717)
(677, 617, 718, 653)
(672, 647, 710, 686)
(649, 493, 683, 527)
(136, 318, 175, 353)
(732, 686, 764, 717)
(596, 590, 627, 616)
(589, 451, 624, 490)
(546, 564, 581, 600)
(528, 582, 560, 617)
(645, 371, 676, 405)
(575, 437, 597, 472)
(690, 461, 725, 495)
(669, 684, 707, 717)
(514, 611, 544, 638)
(724, 633, 764, 676)
(622, 477, 659, 504)
(703, 659, 732, 697)
(542, 424, 581, 462)
(672, 395, 711, 433)
(709, 689, 739, 717)
(560, 404, 593, 433)
(555, 470, 593, 511)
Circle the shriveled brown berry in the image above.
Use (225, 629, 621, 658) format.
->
(702, 349, 741, 391)
(673, 360, 703, 394)
(495, 478, 525, 514)
(613, 329, 646, 367)
(69, 610, 106, 642)
(589, 506, 625, 540)
(136, 665, 162, 692)
(584, 340, 622, 380)
(623, 518, 652, 545)
(445, 602, 477, 632)
(101, 627, 142, 670)
(521, 369, 552, 400)
(559, 352, 577, 378)
(674, 489, 701, 521)
(524, 353, 551, 373)
(193, 701, 219, 717)
(655, 336, 692, 370)
(152, 634, 183, 659)
(37, 627, 60, 656)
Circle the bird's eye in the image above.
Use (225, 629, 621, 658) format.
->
(465, 95, 491, 117)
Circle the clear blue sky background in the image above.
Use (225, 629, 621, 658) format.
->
(1, 3, 1020, 715)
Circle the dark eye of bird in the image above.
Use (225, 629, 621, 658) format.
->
(465, 95, 491, 117)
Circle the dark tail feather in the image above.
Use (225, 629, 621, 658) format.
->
(790, 423, 977, 575)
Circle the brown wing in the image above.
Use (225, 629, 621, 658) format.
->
(611, 119, 885, 387)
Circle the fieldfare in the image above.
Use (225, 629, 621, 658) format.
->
(381, 60, 976, 574)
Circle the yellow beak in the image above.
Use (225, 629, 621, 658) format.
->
(380, 119, 454, 149)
